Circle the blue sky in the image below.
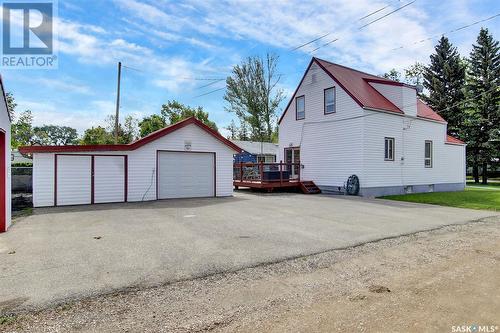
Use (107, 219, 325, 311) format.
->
(3, 0, 500, 136)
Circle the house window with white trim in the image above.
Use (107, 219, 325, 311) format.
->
(296, 95, 305, 120)
(425, 140, 433, 168)
(384, 137, 394, 161)
(324, 87, 336, 114)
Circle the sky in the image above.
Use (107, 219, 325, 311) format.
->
(2, 0, 500, 137)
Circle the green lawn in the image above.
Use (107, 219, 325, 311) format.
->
(380, 187, 500, 211)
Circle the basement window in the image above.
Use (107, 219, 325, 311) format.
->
(425, 140, 433, 168)
(384, 137, 395, 161)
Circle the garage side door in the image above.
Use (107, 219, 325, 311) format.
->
(158, 151, 214, 199)
(56, 155, 91, 206)
(94, 156, 125, 203)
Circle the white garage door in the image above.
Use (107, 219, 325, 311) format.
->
(94, 156, 126, 203)
(56, 155, 92, 206)
(56, 155, 126, 206)
(158, 151, 215, 199)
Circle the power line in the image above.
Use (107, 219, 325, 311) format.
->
(309, 1, 416, 54)
(291, 0, 407, 52)
(196, 79, 225, 90)
(391, 12, 500, 51)
(358, 0, 416, 30)
(193, 87, 225, 98)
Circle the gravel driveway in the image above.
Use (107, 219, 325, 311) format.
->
(0, 192, 497, 313)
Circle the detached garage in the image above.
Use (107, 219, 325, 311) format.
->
(19, 117, 241, 207)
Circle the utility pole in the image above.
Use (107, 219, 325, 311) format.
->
(114, 61, 122, 144)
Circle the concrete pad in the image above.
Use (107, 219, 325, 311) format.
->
(0, 192, 498, 312)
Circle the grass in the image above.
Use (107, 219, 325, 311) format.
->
(380, 187, 500, 211)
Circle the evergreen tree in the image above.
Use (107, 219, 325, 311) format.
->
(423, 36, 466, 137)
(465, 28, 500, 184)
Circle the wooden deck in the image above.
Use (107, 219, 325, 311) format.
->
(233, 162, 321, 194)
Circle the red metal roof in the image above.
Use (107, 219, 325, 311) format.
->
(314, 58, 403, 114)
(416, 99, 445, 123)
(278, 58, 454, 125)
(446, 135, 465, 145)
(19, 117, 242, 154)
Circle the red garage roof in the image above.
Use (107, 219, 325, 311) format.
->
(19, 117, 242, 154)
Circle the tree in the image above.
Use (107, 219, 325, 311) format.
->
(138, 114, 166, 137)
(423, 36, 466, 137)
(32, 125, 78, 145)
(11, 110, 33, 148)
(224, 53, 285, 142)
(80, 126, 114, 145)
(404, 62, 425, 86)
(383, 69, 401, 82)
(6, 92, 16, 120)
(464, 28, 500, 184)
(105, 114, 138, 144)
(160, 100, 218, 131)
(225, 119, 238, 140)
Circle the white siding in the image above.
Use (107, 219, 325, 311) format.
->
(33, 153, 55, 207)
(0, 88, 11, 230)
(31, 123, 235, 207)
(56, 155, 92, 206)
(126, 124, 234, 201)
(158, 151, 214, 199)
(279, 62, 365, 187)
(363, 111, 465, 187)
(94, 156, 125, 203)
(278, 62, 465, 194)
(369, 82, 417, 117)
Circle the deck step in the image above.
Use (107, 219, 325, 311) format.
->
(299, 181, 321, 194)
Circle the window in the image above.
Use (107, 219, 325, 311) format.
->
(384, 137, 395, 161)
(296, 95, 305, 120)
(324, 87, 336, 114)
(257, 155, 276, 163)
(425, 140, 433, 168)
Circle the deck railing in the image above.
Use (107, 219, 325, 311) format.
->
(233, 162, 301, 185)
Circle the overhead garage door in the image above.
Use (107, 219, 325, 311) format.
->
(94, 156, 126, 203)
(158, 151, 215, 199)
(56, 155, 126, 206)
(56, 155, 92, 206)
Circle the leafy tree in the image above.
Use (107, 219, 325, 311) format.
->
(105, 114, 138, 144)
(383, 69, 401, 82)
(11, 110, 33, 148)
(32, 125, 78, 145)
(224, 53, 285, 142)
(423, 36, 466, 137)
(464, 28, 500, 184)
(6, 92, 16, 120)
(80, 126, 114, 145)
(138, 114, 166, 137)
(160, 100, 218, 131)
(404, 62, 425, 86)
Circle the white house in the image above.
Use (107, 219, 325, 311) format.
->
(0, 76, 11, 232)
(20, 117, 241, 207)
(278, 57, 466, 196)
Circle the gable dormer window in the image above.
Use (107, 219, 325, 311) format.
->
(324, 87, 336, 114)
(296, 95, 305, 120)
